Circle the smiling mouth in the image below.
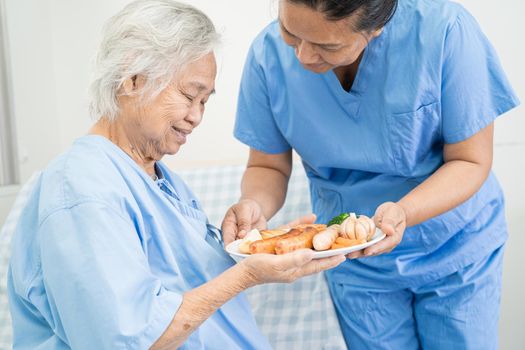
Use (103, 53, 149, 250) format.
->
(171, 127, 191, 144)
(171, 126, 190, 135)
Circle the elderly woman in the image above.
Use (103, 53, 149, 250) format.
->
(222, 0, 519, 349)
(6, 1, 344, 349)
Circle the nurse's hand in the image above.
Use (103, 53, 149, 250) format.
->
(241, 249, 345, 285)
(346, 201, 407, 259)
(221, 198, 317, 245)
(221, 199, 267, 245)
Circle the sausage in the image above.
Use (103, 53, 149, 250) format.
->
(294, 224, 327, 231)
(312, 224, 340, 251)
(260, 228, 290, 240)
(238, 229, 262, 254)
(275, 227, 320, 255)
(249, 228, 303, 254)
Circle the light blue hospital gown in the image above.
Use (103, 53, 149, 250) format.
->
(7, 135, 271, 350)
(234, 0, 519, 348)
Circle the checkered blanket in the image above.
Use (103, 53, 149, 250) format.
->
(0, 165, 346, 349)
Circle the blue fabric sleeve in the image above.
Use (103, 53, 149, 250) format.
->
(38, 200, 182, 350)
(441, 8, 520, 144)
(234, 45, 291, 154)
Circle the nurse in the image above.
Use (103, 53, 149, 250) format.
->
(6, 1, 344, 349)
(222, 0, 519, 348)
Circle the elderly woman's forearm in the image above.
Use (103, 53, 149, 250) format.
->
(150, 263, 255, 349)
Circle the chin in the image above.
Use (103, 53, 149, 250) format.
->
(302, 63, 332, 74)
(164, 144, 181, 156)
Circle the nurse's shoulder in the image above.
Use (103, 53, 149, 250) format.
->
(246, 20, 296, 71)
(396, 0, 472, 37)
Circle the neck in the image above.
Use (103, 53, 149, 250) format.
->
(89, 117, 157, 177)
(333, 50, 364, 92)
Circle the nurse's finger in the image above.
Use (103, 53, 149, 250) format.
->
(364, 234, 399, 256)
(380, 219, 397, 236)
(233, 203, 257, 238)
(221, 210, 240, 245)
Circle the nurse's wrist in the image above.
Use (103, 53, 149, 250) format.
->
(395, 200, 411, 227)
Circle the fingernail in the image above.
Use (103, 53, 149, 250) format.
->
(366, 251, 374, 256)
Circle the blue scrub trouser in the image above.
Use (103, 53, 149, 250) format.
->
(327, 246, 504, 350)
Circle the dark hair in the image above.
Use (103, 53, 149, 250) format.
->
(286, 0, 398, 32)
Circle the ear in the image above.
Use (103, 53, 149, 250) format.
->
(121, 75, 145, 94)
(371, 27, 384, 39)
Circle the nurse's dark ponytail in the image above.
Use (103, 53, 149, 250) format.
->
(286, 0, 398, 32)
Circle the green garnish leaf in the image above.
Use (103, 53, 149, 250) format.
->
(327, 212, 350, 226)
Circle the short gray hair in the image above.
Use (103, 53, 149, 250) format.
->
(89, 0, 220, 120)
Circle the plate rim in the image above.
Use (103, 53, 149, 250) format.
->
(225, 229, 386, 260)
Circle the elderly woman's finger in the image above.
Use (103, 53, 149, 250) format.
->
(277, 249, 315, 268)
(346, 250, 365, 259)
(297, 254, 346, 277)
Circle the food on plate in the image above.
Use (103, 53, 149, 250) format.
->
(238, 229, 263, 254)
(327, 213, 350, 226)
(260, 228, 290, 240)
(275, 226, 321, 255)
(339, 213, 376, 241)
(357, 215, 376, 241)
(330, 236, 367, 250)
(293, 223, 327, 231)
(235, 214, 376, 255)
(312, 224, 340, 251)
(249, 228, 303, 254)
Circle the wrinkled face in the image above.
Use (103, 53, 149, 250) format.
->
(279, 1, 379, 73)
(120, 52, 217, 159)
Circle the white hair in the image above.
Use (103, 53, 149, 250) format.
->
(89, 0, 220, 120)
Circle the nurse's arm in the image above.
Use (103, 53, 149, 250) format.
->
(398, 122, 494, 227)
(150, 250, 344, 349)
(221, 148, 293, 244)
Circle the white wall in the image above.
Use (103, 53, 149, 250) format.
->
(45, 0, 279, 169)
(0, 0, 524, 348)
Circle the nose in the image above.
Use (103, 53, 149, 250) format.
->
(295, 41, 319, 65)
(185, 103, 204, 127)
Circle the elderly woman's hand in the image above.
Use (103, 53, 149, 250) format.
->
(346, 201, 407, 259)
(241, 249, 345, 285)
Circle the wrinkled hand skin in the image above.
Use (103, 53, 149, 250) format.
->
(241, 249, 346, 285)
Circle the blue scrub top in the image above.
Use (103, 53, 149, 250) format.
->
(7, 135, 270, 350)
(234, 0, 519, 288)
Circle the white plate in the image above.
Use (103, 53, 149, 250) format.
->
(225, 229, 386, 262)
